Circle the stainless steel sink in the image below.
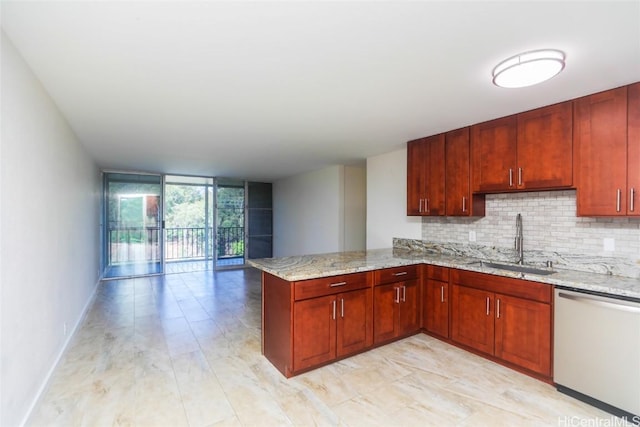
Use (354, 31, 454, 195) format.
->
(470, 261, 556, 276)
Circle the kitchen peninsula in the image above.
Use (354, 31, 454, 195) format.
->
(249, 241, 640, 380)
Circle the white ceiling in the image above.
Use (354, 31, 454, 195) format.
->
(2, 1, 640, 182)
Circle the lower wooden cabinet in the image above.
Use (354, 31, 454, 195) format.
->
(294, 288, 372, 372)
(450, 270, 552, 378)
(423, 265, 450, 338)
(373, 265, 420, 344)
(262, 265, 552, 380)
(262, 271, 373, 377)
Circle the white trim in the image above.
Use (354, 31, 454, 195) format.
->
(19, 279, 101, 427)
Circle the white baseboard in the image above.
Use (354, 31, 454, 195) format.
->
(19, 278, 101, 427)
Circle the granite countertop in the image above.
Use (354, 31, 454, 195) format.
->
(248, 248, 640, 300)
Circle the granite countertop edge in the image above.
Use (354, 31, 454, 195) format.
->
(248, 248, 640, 300)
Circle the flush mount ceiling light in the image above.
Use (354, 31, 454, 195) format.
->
(492, 49, 565, 88)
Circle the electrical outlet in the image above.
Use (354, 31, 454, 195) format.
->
(469, 231, 476, 242)
(603, 238, 615, 252)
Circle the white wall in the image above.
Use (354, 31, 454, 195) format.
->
(366, 147, 421, 249)
(1, 31, 101, 427)
(343, 164, 366, 251)
(273, 164, 366, 257)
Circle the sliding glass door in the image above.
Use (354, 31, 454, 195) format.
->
(102, 174, 270, 278)
(103, 173, 163, 278)
(164, 175, 214, 273)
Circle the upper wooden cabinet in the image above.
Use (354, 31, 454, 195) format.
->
(407, 134, 445, 216)
(445, 128, 485, 216)
(471, 101, 573, 193)
(471, 115, 518, 192)
(574, 85, 638, 216)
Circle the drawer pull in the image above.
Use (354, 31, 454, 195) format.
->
(394, 272, 408, 276)
(330, 281, 347, 287)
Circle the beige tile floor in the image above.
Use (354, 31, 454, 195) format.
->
(28, 267, 627, 427)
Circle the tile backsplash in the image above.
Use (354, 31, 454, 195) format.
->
(420, 190, 640, 277)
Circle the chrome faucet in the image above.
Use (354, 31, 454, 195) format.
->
(515, 213, 524, 265)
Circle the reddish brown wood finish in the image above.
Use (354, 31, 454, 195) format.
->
(399, 279, 420, 336)
(451, 284, 495, 355)
(337, 288, 373, 357)
(373, 279, 420, 344)
(471, 115, 518, 192)
(449, 269, 552, 378)
(423, 278, 449, 338)
(373, 282, 399, 344)
(374, 265, 418, 285)
(445, 127, 485, 216)
(294, 272, 368, 301)
(406, 135, 445, 216)
(516, 102, 573, 190)
(450, 269, 551, 303)
(407, 138, 426, 215)
(494, 293, 551, 376)
(293, 294, 336, 371)
(262, 273, 294, 377)
(627, 82, 640, 216)
(574, 87, 628, 216)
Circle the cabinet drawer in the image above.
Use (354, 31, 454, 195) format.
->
(294, 272, 369, 301)
(374, 265, 419, 285)
(426, 265, 449, 282)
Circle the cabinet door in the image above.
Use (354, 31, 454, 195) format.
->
(471, 116, 517, 192)
(628, 82, 640, 216)
(451, 284, 494, 355)
(446, 128, 478, 216)
(494, 294, 551, 376)
(424, 279, 449, 338)
(337, 288, 372, 358)
(517, 102, 573, 190)
(424, 134, 446, 216)
(398, 279, 420, 336)
(373, 283, 399, 344)
(407, 139, 427, 215)
(575, 87, 628, 216)
(293, 295, 336, 371)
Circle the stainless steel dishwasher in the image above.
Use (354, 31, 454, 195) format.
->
(554, 288, 640, 422)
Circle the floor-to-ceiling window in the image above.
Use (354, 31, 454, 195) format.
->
(164, 175, 214, 273)
(103, 172, 163, 278)
(102, 174, 270, 278)
(216, 179, 246, 268)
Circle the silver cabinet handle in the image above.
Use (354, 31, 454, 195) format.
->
(631, 188, 635, 212)
(332, 300, 336, 320)
(518, 168, 523, 186)
(496, 298, 501, 319)
(425, 198, 430, 213)
(462, 196, 466, 213)
(558, 292, 640, 314)
(509, 169, 513, 187)
(419, 198, 423, 213)
(341, 298, 344, 318)
(330, 281, 347, 287)
(440, 285, 444, 303)
(394, 287, 400, 304)
(486, 297, 490, 316)
(402, 285, 406, 302)
(394, 271, 408, 276)
(616, 189, 622, 212)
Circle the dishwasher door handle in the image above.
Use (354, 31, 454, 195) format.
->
(558, 292, 640, 314)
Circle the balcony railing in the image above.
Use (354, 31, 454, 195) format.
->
(107, 226, 244, 264)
